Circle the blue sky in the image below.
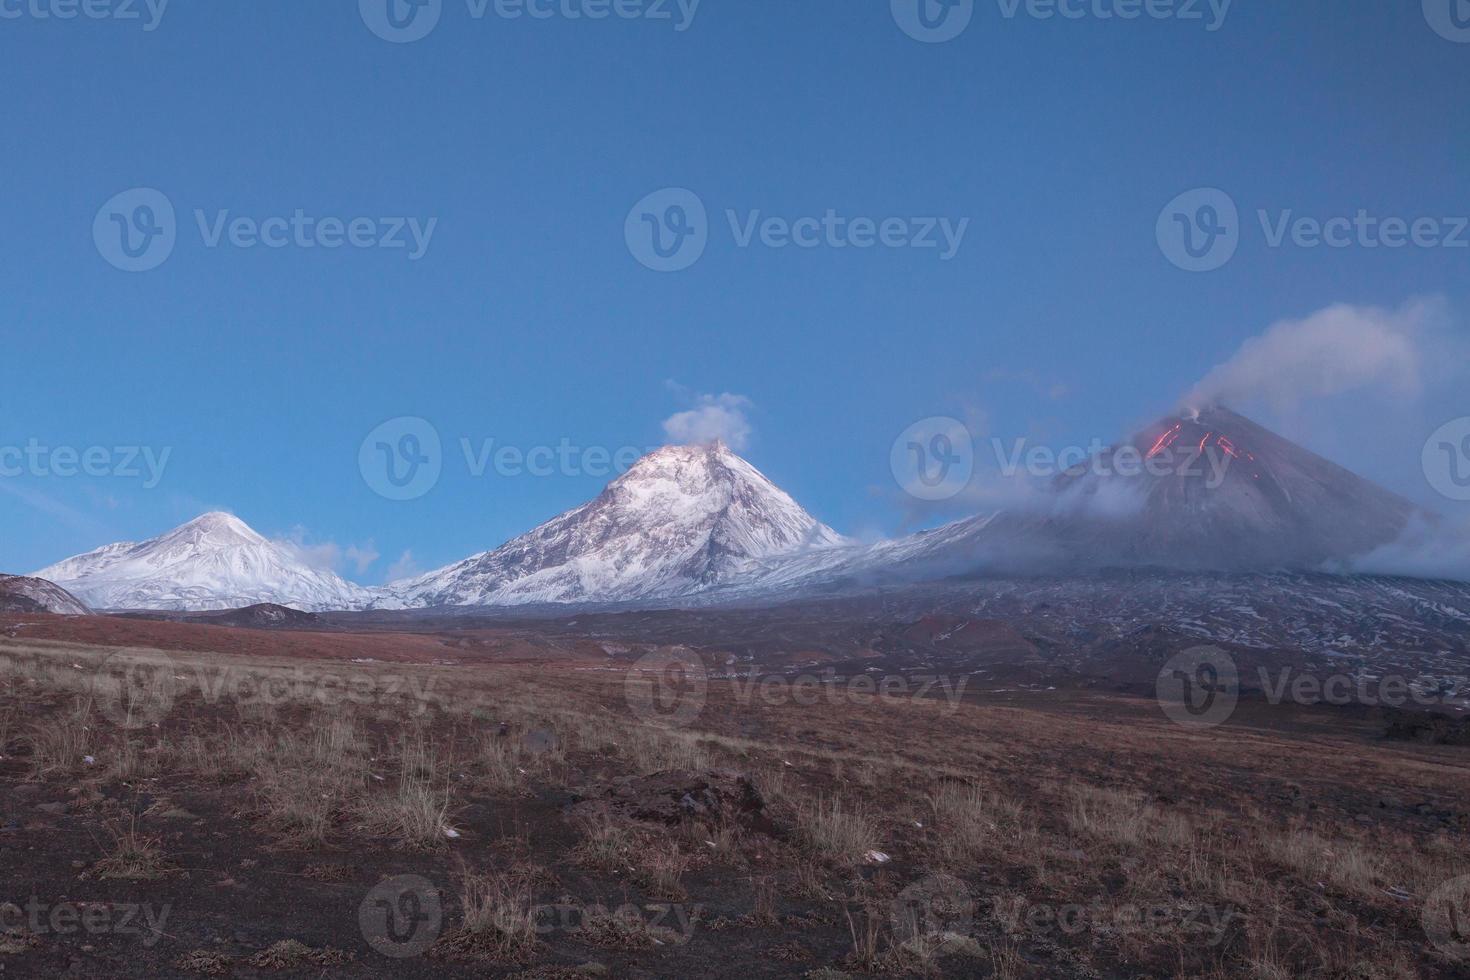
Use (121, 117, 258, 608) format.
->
(3, 0, 1468, 581)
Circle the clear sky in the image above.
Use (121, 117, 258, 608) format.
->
(3, 0, 1468, 582)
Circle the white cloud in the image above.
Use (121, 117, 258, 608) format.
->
(1340, 515, 1470, 583)
(385, 550, 421, 583)
(274, 527, 379, 577)
(1182, 299, 1437, 413)
(662, 391, 754, 450)
(984, 368, 1071, 402)
(344, 542, 381, 575)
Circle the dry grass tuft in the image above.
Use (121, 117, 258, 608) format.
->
(431, 869, 541, 962)
(26, 698, 95, 778)
(798, 797, 880, 866)
(248, 939, 352, 969)
(93, 820, 167, 880)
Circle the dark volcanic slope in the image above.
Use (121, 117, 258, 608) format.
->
(927, 406, 1422, 576)
(0, 575, 89, 615)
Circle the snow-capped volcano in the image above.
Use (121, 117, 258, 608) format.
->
(33, 512, 375, 612)
(386, 441, 847, 607)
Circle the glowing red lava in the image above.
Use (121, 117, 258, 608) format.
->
(1147, 423, 1183, 459)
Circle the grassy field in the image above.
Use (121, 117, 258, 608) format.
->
(1, 632, 1468, 978)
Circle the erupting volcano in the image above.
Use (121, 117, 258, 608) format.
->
(1041, 405, 1419, 571)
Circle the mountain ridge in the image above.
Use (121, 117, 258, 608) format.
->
(25, 412, 1449, 613)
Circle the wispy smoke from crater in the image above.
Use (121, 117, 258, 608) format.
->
(1182, 300, 1437, 413)
(662, 390, 754, 450)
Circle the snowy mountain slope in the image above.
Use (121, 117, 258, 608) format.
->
(32, 513, 375, 612)
(0, 575, 90, 615)
(385, 441, 847, 607)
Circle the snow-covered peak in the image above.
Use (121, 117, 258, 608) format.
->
(149, 511, 268, 552)
(386, 443, 846, 607)
(33, 513, 374, 612)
